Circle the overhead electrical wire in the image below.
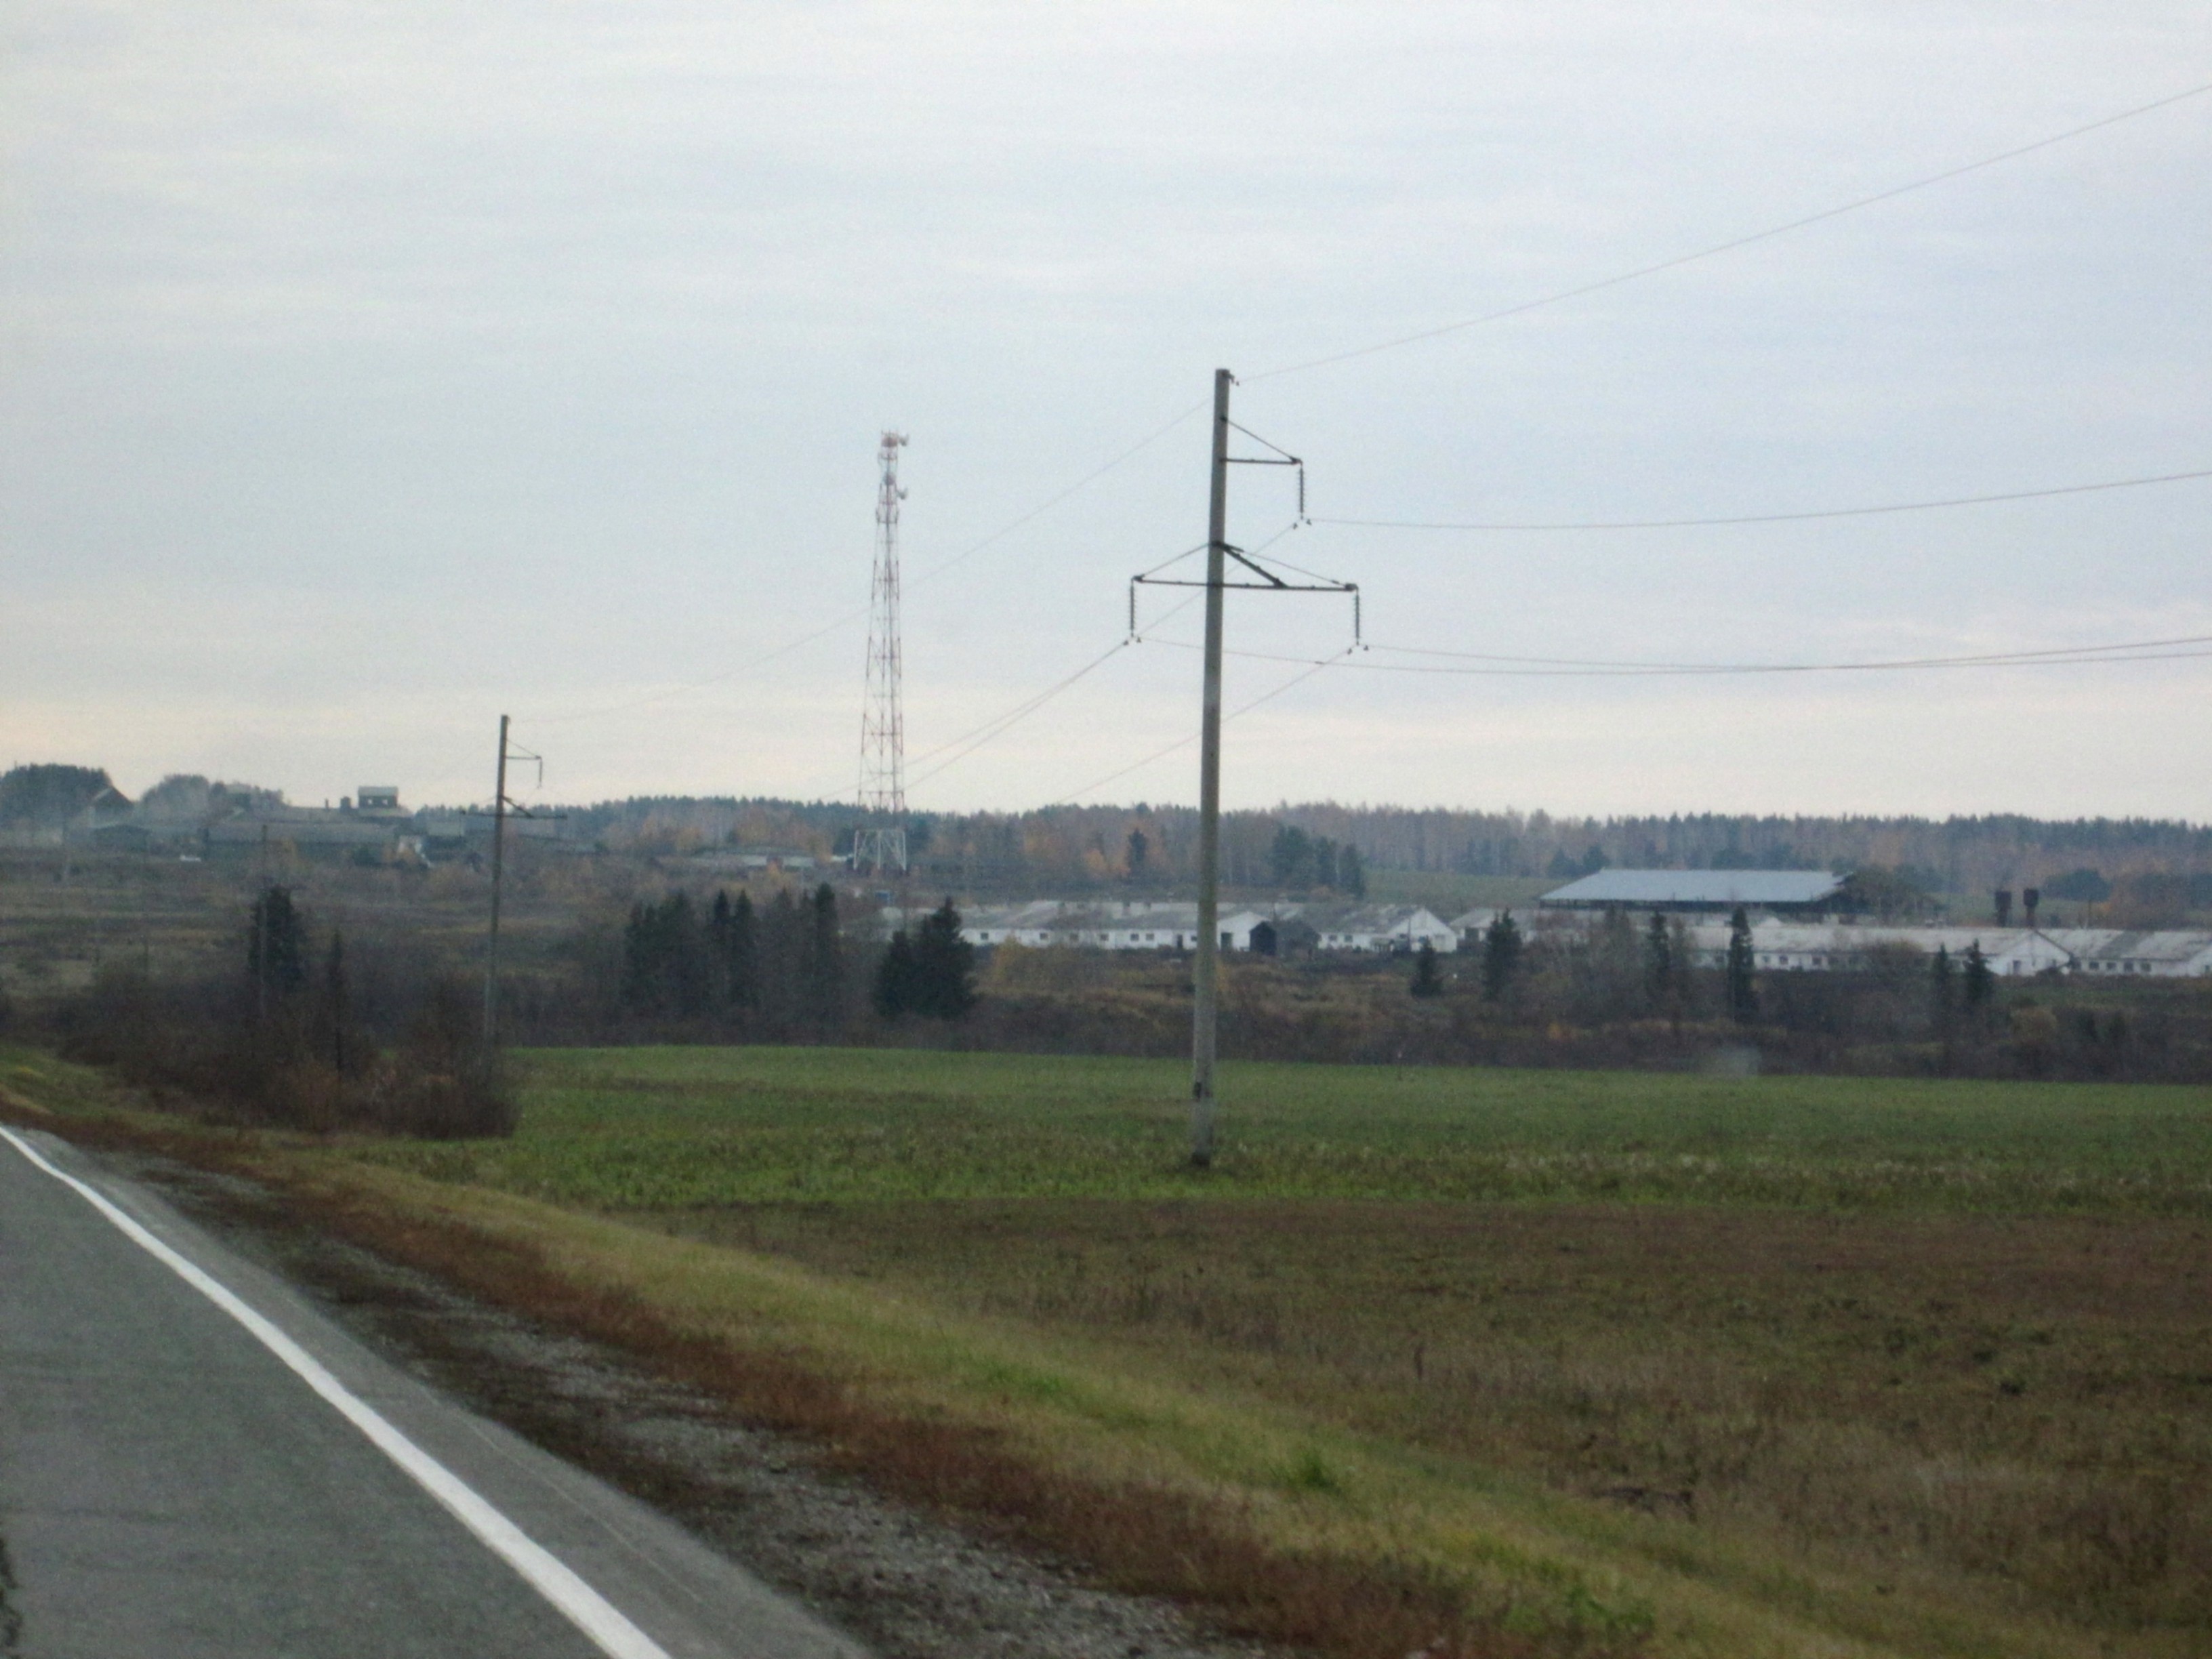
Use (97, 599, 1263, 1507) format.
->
(523, 401, 1207, 727)
(842, 615, 2212, 811)
(518, 73, 2212, 780)
(1244, 77, 2212, 384)
(905, 638, 1139, 792)
(1137, 632, 2212, 679)
(833, 593, 1208, 801)
(1058, 650, 1355, 802)
(1316, 466, 2212, 533)
(1367, 631, 2212, 670)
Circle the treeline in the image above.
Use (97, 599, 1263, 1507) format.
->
(44, 884, 514, 1136)
(965, 914, 2212, 1082)
(26, 872, 2209, 1088)
(554, 793, 2212, 901)
(1409, 906, 2195, 1080)
(18, 758, 2212, 903)
(602, 884, 978, 1037)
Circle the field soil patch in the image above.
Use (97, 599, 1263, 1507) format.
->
(657, 1197, 2212, 1635)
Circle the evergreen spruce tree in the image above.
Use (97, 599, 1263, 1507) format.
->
(720, 889, 760, 1013)
(709, 890, 734, 1002)
(909, 899, 978, 1020)
(1125, 827, 1149, 880)
(619, 893, 709, 1015)
(1481, 911, 1522, 1002)
(1725, 906, 1757, 1023)
(1929, 944, 1957, 1032)
(1409, 939, 1443, 998)
(248, 885, 308, 998)
(313, 930, 354, 1073)
(873, 930, 917, 1019)
(1963, 941, 1994, 1018)
(760, 888, 802, 1028)
(1643, 912, 1673, 1004)
(1269, 825, 1315, 890)
(806, 883, 845, 1028)
(1311, 837, 1338, 891)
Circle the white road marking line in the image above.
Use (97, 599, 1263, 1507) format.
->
(0, 1126, 673, 1659)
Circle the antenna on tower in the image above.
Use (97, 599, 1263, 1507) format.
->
(855, 431, 909, 876)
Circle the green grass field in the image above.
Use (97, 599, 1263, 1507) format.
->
(14, 1041, 2212, 1658)
(355, 1046, 2212, 1215)
(331, 1048, 2212, 1655)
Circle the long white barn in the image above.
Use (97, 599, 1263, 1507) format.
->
(1681, 921, 2212, 978)
(951, 901, 1454, 954)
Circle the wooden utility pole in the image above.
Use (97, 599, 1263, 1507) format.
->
(483, 714, 510, 1049)
(1189, 367, 1233, 1168)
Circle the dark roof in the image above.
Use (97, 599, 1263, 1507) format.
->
(1542, 869, 1845, 907)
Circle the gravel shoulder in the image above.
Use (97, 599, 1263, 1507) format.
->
(101, 1147, 1273, 1659)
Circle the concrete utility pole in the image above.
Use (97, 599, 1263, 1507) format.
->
(254, 823, 271, 1029)
(476, 717, 558, 1054)
(1189, 367, 1233, 1168)
(484, 714, 510, 1049)
(1132, 372, 1343, 1168)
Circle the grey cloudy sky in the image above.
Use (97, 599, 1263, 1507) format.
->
(4, 2, 2209, 819)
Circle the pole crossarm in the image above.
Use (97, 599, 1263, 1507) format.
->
(1130, 550, 1361, 646)
(1133, 556, 1354, 594)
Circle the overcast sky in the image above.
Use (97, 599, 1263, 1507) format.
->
(4, 2, 2209, 819)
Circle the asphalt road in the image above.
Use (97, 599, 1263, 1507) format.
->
(0, 1126, 865, 1659)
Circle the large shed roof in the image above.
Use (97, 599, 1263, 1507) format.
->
(1542, 869, 1845, 908)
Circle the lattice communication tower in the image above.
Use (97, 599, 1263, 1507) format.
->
(855, 431, 909, 875)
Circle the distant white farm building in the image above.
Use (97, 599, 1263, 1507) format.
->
(959, 901, 1267, 952)
(1676, 921, 2205, 979)
(1705, 923, 2072, 977)
(956, 900, 1450, 955)
(2044, 929, 2212, 977)
(1541, 869, 1847, 918)
(1290, 904, 1457, 954)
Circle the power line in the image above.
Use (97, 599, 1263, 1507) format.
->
(1316, 465, 2212, 532)
(902, 592, 1208, 791)
(524, 401, 1208, 727)
(1245, 78, 2212, 384)
(1057, 649, 1353, 802)
(1139, 632, 2212, 679)
(905, 638, 1138, 792)
(797, 596, 1208, 804)
(1368, 631, 2212, 671)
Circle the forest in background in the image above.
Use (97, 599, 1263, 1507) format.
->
(10, 762, 2212, 919)
(570, 793, 2212, 909)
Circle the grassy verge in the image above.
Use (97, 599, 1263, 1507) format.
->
(5, 1044, 2208, 1658)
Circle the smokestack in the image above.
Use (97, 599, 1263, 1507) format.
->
(1994, 888, 2013, 928)
(2023, 887, 2040, 928)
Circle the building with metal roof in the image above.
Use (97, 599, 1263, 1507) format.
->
(1540, 869, 1846, 914)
